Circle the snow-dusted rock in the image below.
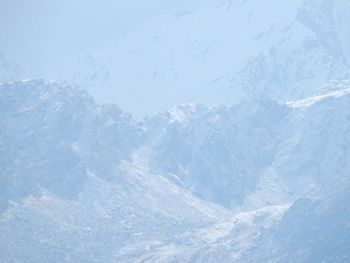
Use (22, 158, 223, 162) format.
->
(1, 79, 350, 262)
(36, 0, 350, 114)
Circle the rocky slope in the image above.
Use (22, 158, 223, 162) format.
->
(1, 79, 350, 262)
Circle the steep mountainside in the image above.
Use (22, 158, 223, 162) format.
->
(142, 81, 350, 211)
(37, 0, 350, 114)
(1, 79, 350, 262)
(0, 80, 230, 262)
(241, 173, 350, 263)
(2, 0, 350, 261)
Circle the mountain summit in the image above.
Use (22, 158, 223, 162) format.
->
(37, 0, 350, 114)
(1, 79, 350, 262)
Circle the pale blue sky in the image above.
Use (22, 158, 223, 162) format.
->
(0, 0, 221, 72)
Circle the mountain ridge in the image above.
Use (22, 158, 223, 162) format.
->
(35, 0, 350, 114)
(1, 78, 350, 261)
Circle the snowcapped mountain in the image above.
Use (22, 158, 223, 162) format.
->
(2, 0, 350, 261)
(144, 100, 288, 208)
(141, 80, 350, 211)
(1, 79, 350, 262)
(36, 0, 350, 114)
(0, 80, 230, 262)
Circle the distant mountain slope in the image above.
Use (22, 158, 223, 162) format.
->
(0, 79, 141, 211)
(241, 172, 350, 263)
(0, 80, 230, 262)
(37, 0, 350, 114)
(142, 80, 350, 210)
(1, 79, 350, 262)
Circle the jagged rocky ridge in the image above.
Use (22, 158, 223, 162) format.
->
(1, 79, 350, 262)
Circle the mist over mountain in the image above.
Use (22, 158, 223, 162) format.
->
(0, 54, 22, 83)
(1, 0, 350, 262)
(1, 78, 349, 262)
(36, 0, 350, 114)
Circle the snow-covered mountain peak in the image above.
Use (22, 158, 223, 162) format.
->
(1, 77, 350, 261)
(2, 0, 350, 261)
(166, 103, 209, 124)
(35, 0, 350, 114)
(287, 80, 350, 108)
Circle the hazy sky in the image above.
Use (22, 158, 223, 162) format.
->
(0, 0, 221, 72)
